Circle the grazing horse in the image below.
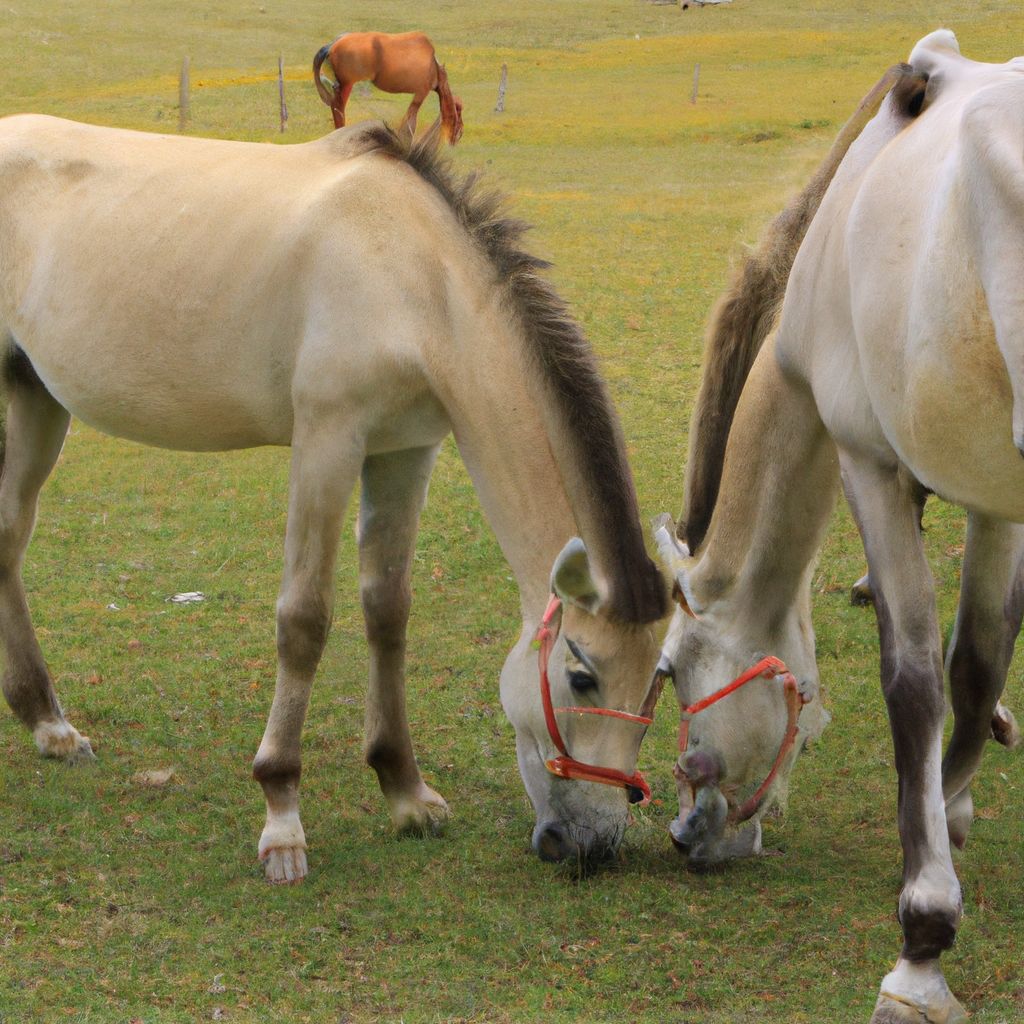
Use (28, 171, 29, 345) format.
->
(0, 115, 666, 882)
(656, 32, 1023, 1023)
(313, 32, 463, 144)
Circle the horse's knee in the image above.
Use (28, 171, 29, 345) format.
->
(276, 592, 331, 676)
(360, 576, 410, 649)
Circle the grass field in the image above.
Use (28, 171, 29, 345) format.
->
(0, 1, 1022, 1021)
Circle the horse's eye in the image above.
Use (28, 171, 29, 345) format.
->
(568, 670, 598, 693)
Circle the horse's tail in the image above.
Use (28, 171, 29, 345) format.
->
(679, 63, 927, 551)
(312, 43, 337, 109)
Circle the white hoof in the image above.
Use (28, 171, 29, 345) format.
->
(260, 845, 309, 885)
(389, 782, 451, 836)
(33, 720, 95, 764)
(258, 812, 307, 884)
(871, 960, 968, 1023)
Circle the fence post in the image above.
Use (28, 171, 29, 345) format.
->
(494, 63, 508, 113)
(178, 56, 191, 132)
(691, 62, 700, 104)
(278, 55, 288, 132)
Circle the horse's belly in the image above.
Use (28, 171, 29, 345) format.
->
(40, 360, 292, 451)
(870, 327, 1024, 521)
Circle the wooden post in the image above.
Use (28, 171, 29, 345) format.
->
(178, 56, 190, 132)
(278, 55, 288, 133)
(494, 63, 508, 113)
(691, 62, 700, 104)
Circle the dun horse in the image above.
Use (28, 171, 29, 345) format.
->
(0, 115, 665, 882)
(656, 32, 1022, 1023)
(314, 32, 463, 144)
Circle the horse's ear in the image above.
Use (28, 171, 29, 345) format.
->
(651, 514, 701, 618)
(652, 513, 690, 570)
(551, 538, 604, 615)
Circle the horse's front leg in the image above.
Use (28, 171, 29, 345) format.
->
(253, 429, 363, 884)
(841, 455, 966, 1024)
(358, 444, 449, 834)
(942, 512, 1024, 848)
(0, 373, 89, 761)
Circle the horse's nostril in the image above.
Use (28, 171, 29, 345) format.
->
(533, 821, 574, 862)
(626, 785, 646, 805)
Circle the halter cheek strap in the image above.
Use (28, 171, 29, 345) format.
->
(675, 655, 809, 825)
(535, 596, 655, 805)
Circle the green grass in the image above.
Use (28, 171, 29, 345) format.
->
(0, 2, 1022, 1022)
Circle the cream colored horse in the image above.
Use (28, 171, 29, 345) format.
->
(657, 33, 1022, 1023)
(0, 116, 666, 882)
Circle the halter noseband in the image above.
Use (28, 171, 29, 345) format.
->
(676, 654, 809, 824)
(535, 595, 655, 805)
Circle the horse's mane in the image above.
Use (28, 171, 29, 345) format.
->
(356, 122, 666, 624)
(680, 64, 926, 553)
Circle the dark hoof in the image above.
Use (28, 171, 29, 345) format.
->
(991, 702, 1021, 749)
(850, 573, 875, 607)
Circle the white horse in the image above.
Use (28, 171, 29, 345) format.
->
(657, 33, 1022, 1023)
(0, 115, 667, 882)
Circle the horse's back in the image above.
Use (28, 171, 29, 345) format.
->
(0, 117, 455, 453)
(779, 34, 1024, 519)
(328, 31, 437, 92)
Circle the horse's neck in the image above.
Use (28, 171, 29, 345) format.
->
(439, 344, 587, 620)
(688, 339, 839, 632)
(434, 314, 635, 624)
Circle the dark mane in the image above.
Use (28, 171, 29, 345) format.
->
(680, 64, 923, 553)
(364, 123, 666, 624)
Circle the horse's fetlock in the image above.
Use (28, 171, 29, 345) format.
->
(364, 737, 403, 774)
(899, 889, 962, 961)
(252, 750, 302, 788)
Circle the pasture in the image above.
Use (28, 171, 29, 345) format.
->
(0, 1, 1021, 1021)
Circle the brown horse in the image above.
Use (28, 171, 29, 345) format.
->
(313, 32, 463, 144)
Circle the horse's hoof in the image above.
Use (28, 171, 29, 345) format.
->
(871, 961, 968, 1024)
(850, 573, 875, 607)
(991, 701, 1021, 749)
(390, 783, 451, 837)
(870, 993, 968, 1024)
(260, 845, 308, 885)
(33, 720, 96, 764)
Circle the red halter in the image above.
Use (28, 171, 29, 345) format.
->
(676, 654, 808, 824)
(535, 593, 809, 821)
(535, 595, 654, 805)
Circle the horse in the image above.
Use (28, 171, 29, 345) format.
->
(313, 32, 463, 144)
(655, 32, 1023, 1022)
(0, 115, 666, 883)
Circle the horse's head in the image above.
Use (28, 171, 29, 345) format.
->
(435, 63, 464, 145)
(653, 516, 829, 866)
(501, 539, 663, 867)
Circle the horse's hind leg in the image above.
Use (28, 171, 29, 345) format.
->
(252, 425, 364, 883)
(332, 82, 353, 129)
(941, 513, 1024, 849)
(0, 355, 87, 761)
(358, 444, 449, 834)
